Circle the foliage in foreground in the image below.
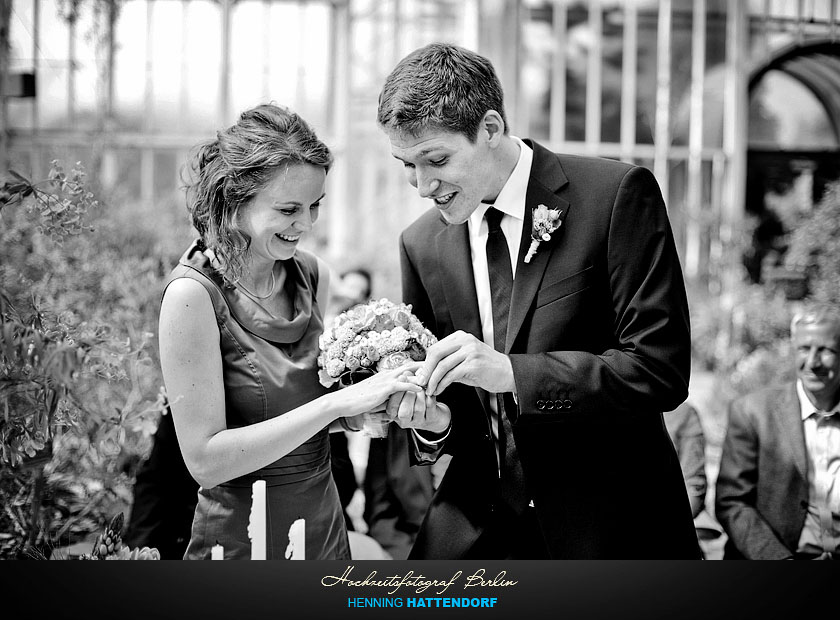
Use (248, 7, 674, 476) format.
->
(0, 161, 176, 559)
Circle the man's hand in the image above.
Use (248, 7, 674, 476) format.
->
(416, 330, 515, 396)
(385, 390, 451, 434)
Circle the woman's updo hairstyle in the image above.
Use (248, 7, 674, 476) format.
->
(184, 103, 332, 284)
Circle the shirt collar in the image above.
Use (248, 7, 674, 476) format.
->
(469, 136, 533, 229)
(797, 379, 840, 420)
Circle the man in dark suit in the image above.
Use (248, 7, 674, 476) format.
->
(377, 43, 700, 559)
(715, 304, 840, 560)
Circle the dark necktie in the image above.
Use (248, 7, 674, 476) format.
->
(484, 208, 527, 511)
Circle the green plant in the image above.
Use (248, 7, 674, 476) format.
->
(784, 180, 840, 304)
(0, 161, 167, 559)
(688, 274, 796, 454)
(77, 512, 160, 560)
(30, 511, 161, 560)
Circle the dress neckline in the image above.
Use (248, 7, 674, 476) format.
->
(180, 241, 314, 345)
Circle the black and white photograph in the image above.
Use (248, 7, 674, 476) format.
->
(1, 0, 839, 616)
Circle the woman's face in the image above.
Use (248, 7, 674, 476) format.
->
(238, 163, 327, 264)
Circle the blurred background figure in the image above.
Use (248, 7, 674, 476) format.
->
(123, 408, 198, 559)
(338, 268, 374, 306)
(665, 400, 726, 559)
(665, 401, 707, 520)
(326, 267, 374, 533)
(715, 303, 840, 560)
(363, 423, 435, 559)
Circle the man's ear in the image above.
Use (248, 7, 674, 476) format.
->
(480, 110, 505, 146)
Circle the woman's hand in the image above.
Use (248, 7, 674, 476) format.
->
(339, 363, 424, 418)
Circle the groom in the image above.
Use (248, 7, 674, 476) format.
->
(379, 43, 701, 559)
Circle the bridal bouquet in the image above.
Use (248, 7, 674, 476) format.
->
(317, 298, 437, 437)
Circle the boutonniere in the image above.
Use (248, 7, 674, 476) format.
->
(524, 204, 563, 263)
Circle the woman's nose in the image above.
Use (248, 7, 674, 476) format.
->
(294, 209, 313, 231)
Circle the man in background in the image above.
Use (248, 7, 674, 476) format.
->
(716, 303, 840, 559)
(665, 401, 707, 520)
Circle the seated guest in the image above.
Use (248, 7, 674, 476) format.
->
(665, 401, 707, 520)
(716, 303, 840, 559)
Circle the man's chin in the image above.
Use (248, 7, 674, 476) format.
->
(802, 379, 831, 396)
(436, 203, 474, 226)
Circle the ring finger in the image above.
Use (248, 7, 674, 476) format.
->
(397, 390, 418, 425)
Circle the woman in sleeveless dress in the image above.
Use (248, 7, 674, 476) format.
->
(158, 104, 423, 560)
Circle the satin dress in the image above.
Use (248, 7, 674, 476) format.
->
(168, 241, 350, 560)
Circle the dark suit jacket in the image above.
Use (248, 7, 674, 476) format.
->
(715, 384, 809, 559)
(400, 140, 701, 559)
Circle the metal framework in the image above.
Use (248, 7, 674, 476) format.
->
(2, 0, 839, 297)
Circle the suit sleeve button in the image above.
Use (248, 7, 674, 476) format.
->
(545, 400, 555, 410)
(554, 400, 564, 409)
(537, 400, 546, 410)
(563, 399, 573, 409)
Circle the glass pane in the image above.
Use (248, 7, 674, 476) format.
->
(227, 1, 332, 129)
(34, 1, 71, 129)
(521, 6, 552, 141)
(113, 0, 148, 129)
(182, 1, 223, 131)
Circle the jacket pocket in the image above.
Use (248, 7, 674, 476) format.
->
(535, 265, 595, 308)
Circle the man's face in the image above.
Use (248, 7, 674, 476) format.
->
(387, 127, 497, 225)
(793, 321, 840, 406)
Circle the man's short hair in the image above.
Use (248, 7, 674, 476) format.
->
(790, 302, 840, 336)
(377, 42, 508, 141)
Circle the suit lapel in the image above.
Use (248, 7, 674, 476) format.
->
(506, 141, 571, 353)
(435, 220, 494, 427)
(435, 221, 482, 340)
(777, 384, 808, 480)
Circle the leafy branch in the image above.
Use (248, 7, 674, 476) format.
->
(0, 160, 167, 558)
(1, 160, 99, 242)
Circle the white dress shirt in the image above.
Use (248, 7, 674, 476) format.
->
(466, 137, 533, 465)
(795, 380, 840, 557)
(467, 136, 532, 349)
(413, 137, 533, 460)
